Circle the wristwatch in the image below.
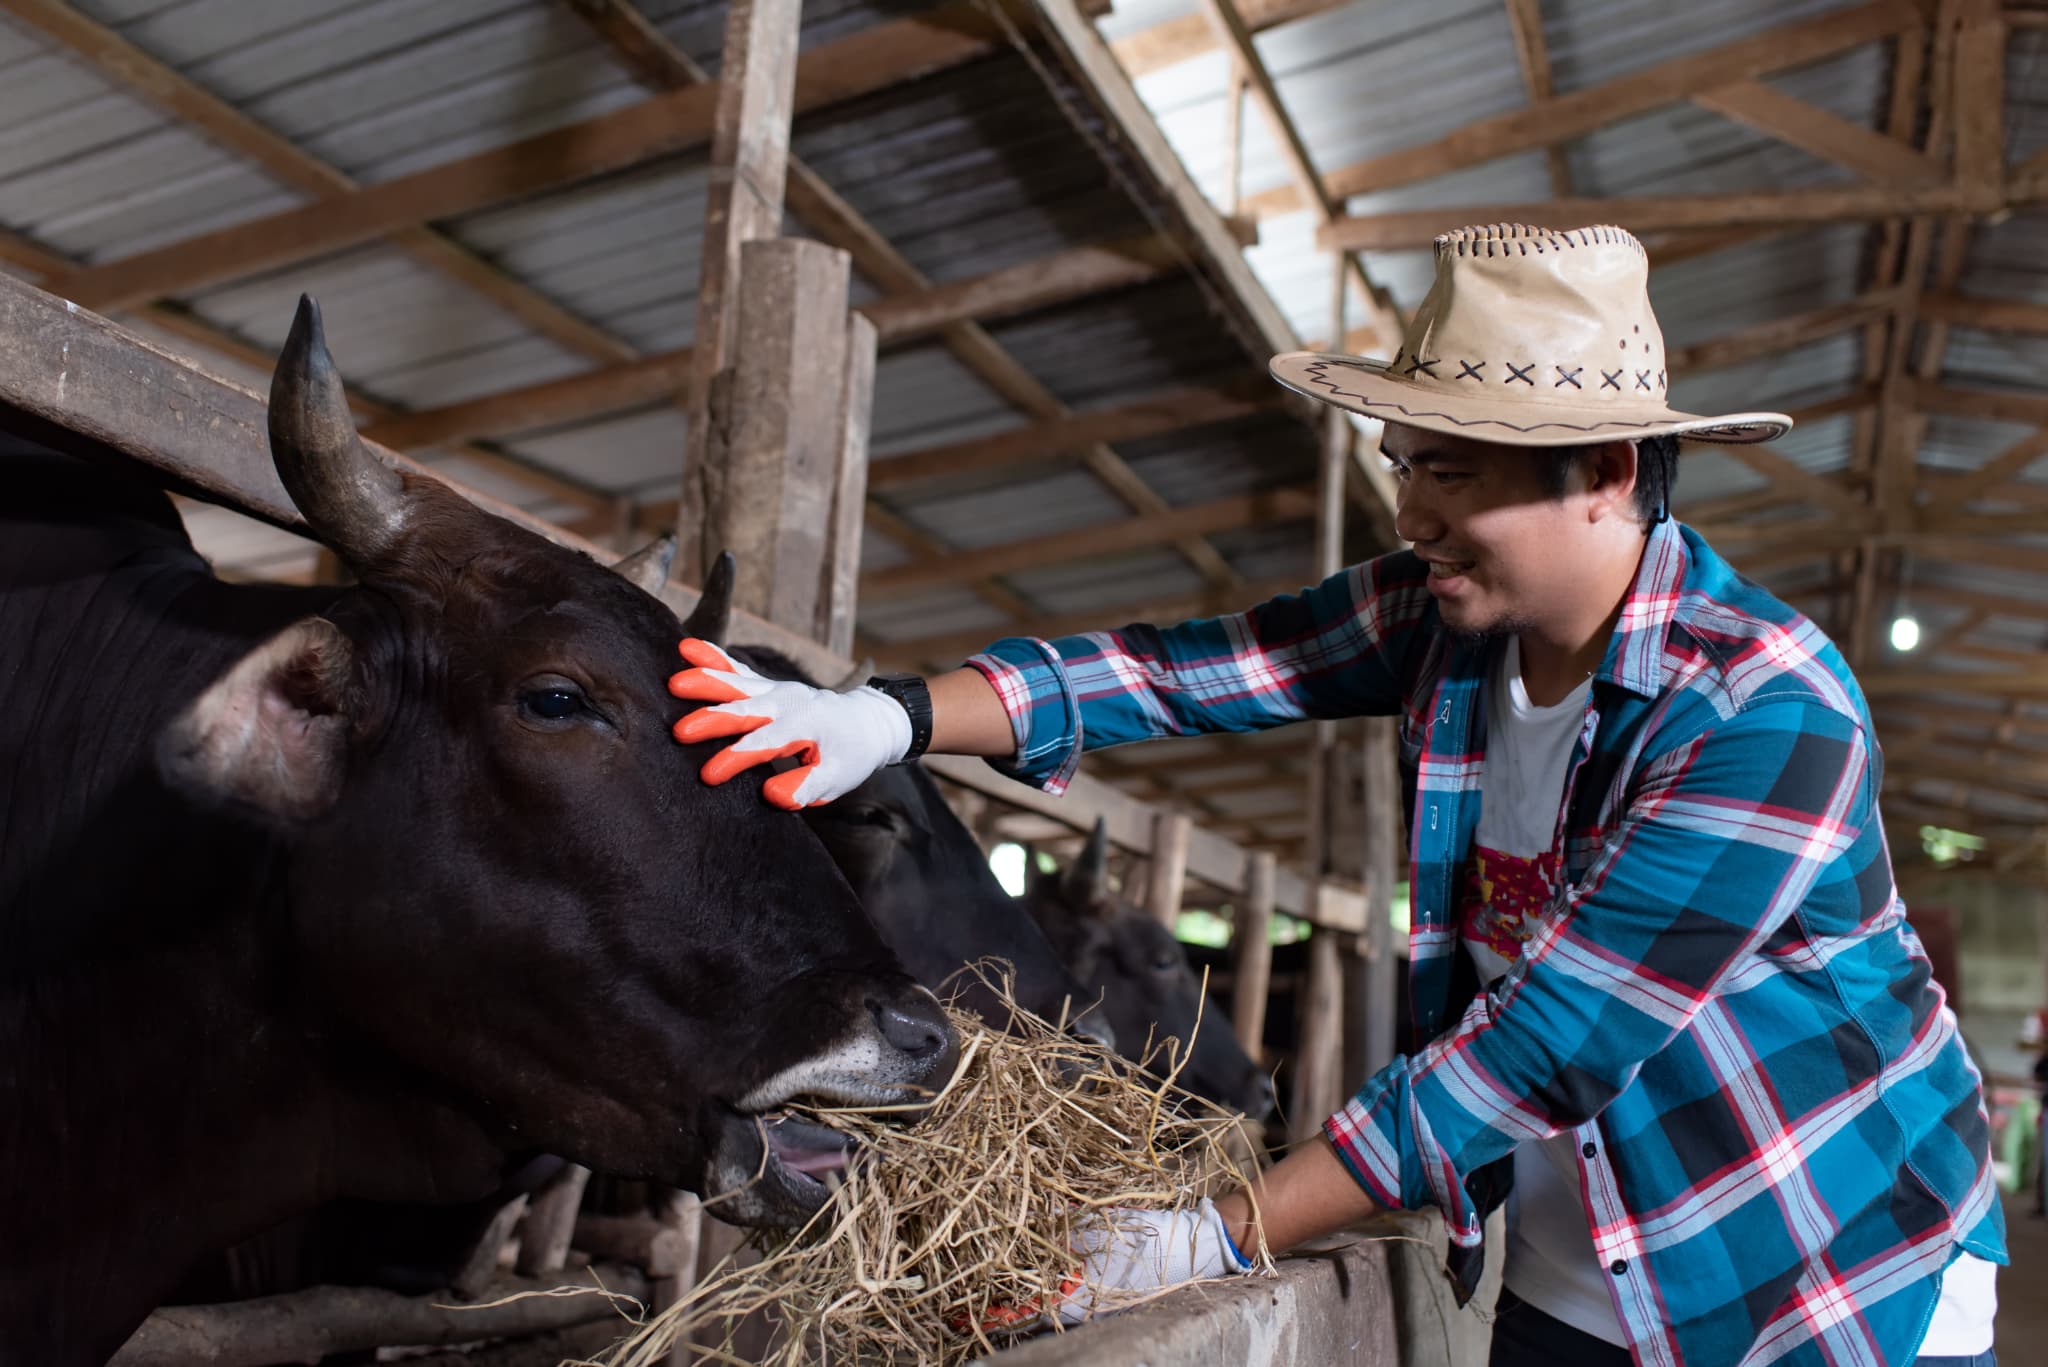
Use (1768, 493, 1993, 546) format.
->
(867, 673, 934, 762)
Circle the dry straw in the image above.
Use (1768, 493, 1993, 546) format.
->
(579, 968, 1272, 1366)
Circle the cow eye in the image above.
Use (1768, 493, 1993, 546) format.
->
(519, 684, 587, 723)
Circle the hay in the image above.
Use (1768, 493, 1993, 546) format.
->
(580, 970, 1271, 1366)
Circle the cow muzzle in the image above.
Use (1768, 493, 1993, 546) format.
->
(705, 984, 959, 1226)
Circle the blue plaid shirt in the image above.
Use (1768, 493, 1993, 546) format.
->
(968, 520, 2005, 1366)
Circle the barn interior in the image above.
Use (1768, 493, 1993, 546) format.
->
(3, 0, 2047, 1360)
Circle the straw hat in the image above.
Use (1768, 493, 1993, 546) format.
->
(1269, 223, 1791, 447)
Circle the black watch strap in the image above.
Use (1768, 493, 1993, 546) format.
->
(867, 673, 934, 762)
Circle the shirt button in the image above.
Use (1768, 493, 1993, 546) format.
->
(1582, 1142, 1597, 1158)
(1610, 1260, 1628, 1276)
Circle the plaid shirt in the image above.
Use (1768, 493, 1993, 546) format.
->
(968, 520, 2004, 1366)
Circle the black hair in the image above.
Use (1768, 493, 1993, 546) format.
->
(1532, 434, 1677, 528)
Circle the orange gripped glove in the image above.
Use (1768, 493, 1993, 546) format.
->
(667, 639, 912, 811)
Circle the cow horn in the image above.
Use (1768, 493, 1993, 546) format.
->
(612, 534, 677, 596)
(268, 295, 410, 566)
(681, 550, 735, 645)
(1065, 816, 1113, 909)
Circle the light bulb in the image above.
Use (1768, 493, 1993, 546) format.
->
(1890, 615, 1920, 652)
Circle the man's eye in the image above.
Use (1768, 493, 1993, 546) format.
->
(521, 688, 584, 722)
(1432, 470, 1471, 486)
(1384, 461, 1409, 481)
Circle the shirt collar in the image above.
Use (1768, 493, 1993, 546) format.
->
(1593, 517, 1689, 699)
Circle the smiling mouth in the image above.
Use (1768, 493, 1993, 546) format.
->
(1427, 559, 1474, 579)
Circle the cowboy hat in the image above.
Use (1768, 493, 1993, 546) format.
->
(1269, 223, 1791, 447)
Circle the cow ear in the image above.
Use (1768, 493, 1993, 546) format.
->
(612, 534, 677, 597)
(157, 617, 355, 824)
(681, 549, 735, 646)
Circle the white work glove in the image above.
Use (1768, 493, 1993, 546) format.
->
(668, 638, 911, 811)
(975, 1198, 1255, 1333)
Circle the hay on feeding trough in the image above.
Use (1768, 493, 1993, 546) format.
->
(578, 967, 1273, 1366)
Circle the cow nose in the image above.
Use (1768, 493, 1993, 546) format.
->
(869, 994, 950, 1060)
(1069, 1007, 1117, 1054)
(1246, 1070, 1278, 1121)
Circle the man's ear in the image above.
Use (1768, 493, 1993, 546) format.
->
(157, 617, 355, 824)
(1585, 439, 1641, 522)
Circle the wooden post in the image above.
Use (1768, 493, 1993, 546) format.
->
(514, 1163, 591, 1277)
(701, 238, 856, 634)
(820, 314, 877, 655)
(1231, 850, 1277, 1061)
(1145, 810, 1194, 929)
(1290, 400, 1354, 1142)
(1360, 716, 1401, 1074)
(676, 0, 803, 583)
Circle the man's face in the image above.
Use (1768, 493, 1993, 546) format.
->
(1383, 424, 1617, 639)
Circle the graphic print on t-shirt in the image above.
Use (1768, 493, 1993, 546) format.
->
(1460, 844, 1562, 970)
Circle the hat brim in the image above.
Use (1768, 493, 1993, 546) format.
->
(1270, 352, 1791, 447)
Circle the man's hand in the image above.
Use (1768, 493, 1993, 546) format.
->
(976, 1198, 1254, 1332)
(667, 639, 911, 810)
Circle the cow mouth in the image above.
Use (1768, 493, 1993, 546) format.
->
(759, 1110, 857, 1192)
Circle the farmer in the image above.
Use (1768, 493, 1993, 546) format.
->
(670, 223, 2005, 1366)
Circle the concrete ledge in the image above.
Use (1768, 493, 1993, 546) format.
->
(980, 1237, 1397, 1366)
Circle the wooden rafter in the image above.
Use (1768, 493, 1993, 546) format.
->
(1107, 0, 1345, 78)
(1247, 0, 1933, 217)
(1502, 0, 1573, 197)
(39, 3, 1014, 314)
(1691, 80, 1947, 186)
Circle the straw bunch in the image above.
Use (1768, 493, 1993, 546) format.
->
(580, 974, 1270, 1366)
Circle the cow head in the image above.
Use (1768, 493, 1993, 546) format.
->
(1026, 820, 1275, 1120)
(156, 297, 955, 1226)
(675, 607, 1115, 1049)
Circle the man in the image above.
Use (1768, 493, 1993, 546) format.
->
(670, 223, 2004, 1365)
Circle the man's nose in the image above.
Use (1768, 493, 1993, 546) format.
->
(1393, 480, 1441, 546)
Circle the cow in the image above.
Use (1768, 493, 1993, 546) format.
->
(0, 298, 955, 1366)
(1025, 819, 1276, 1121)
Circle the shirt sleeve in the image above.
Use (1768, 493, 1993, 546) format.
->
(1323, 697, 1873, 1246)
(964, 551, 1435, 793)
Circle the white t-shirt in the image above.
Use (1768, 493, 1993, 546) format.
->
(1462, 636, 1996, 1354)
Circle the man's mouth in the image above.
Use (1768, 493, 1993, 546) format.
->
(1426, 558, 1475, 580)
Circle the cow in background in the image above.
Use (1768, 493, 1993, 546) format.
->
(1026, 819, 1276, 1121)
(0, 299, 954, 1366)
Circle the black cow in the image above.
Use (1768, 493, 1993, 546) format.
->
(0, 299, 954, 1365)
(1026, 820, 1276, 1120)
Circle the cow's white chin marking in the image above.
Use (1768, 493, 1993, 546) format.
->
(735, 985, 949, 1115)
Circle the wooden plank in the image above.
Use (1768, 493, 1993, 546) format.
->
(866, 380, 1279, 490)
(1358, 717, 1400, 1076)
(1503, 0, 1574, 196)
(871, 574, 1312, 668)
(1952, 1, 2008, 194)
(357, 235, 1186, 452)
(705, 239, 854, 635)
(1230, 852, 1277, 1062)
(678, 0, 803, 584)
(1916, 381, 2048, 426)
(1917, 290, 2048, 333)
(1318, 184, 1977, 252)
(1716, 442, 1877, 523)
(862, 234, 1182, 345)
(1108, 0, 1348, 77)
(0, 0, 635, 365)
(1245, 0, 1931, 216)
(514, 1163, 592, 1277)
(1919, 427, 2048, 513)
(1665, 289, 1904, 374)
(1692, 79, 1947, 185)
(822, 313, 877, 656)
(43, 3, 1011, 312)
(859, 487, 1317, 597)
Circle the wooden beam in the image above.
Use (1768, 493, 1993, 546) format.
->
(1714, 442, 1876, 523)
(1691, 80, 1947, 185)
(1916, 381, 2048, 427)
(1318, 184, 1987, 252)
(1503, 0, 1573, 196)
(860, 487, 1317, 597)
(1665, 288, 1905, 375)
(678, 0, 805, 583)
(0, 0, 635, 367)
(1920, 426, 2048, 512)
(867, 379, 1282, 490)
(1917, 290, 2048, 333)
(1952, 0, 2008, 196)
(357, 235, 1186, 451)
(42, 3, 1012, 312)
(1230, 852, 1277, 1061)
(1247, 0, 1932, 216)
(1108, 0, 1346, 78)
(1146, 812, 1195, 930)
